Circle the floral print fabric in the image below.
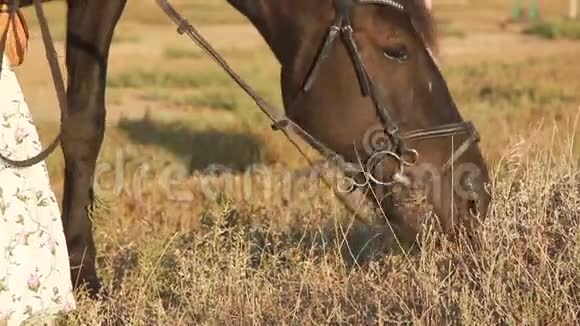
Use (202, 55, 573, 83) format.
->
(0, 54, 76, 325)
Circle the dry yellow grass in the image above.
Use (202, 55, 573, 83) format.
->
(58, 123, 579, 325)
(53, 57, 579, 325)
(13, 1, 580, 324)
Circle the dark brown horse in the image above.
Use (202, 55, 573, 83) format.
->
(2, 0, 490, 297)
(225, 0, 490, 238)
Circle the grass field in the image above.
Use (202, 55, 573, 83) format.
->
(12, 0, 580, 324)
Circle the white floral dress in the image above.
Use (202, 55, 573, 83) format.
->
(0, 54, 76, 325)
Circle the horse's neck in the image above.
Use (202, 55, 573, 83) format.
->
(230, 0, 342, 107)
(227, 0, 306, 65)
(226, 0, 263, 20)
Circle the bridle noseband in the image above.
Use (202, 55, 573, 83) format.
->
(297, 0, 481, 191)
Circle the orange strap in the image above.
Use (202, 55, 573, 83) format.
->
(0, 7, 29, 66)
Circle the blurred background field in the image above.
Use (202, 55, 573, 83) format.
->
(13, 0, 580, 324)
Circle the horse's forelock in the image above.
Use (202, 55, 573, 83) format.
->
(397, 0, 438, 52)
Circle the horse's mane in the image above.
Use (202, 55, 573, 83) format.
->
(397, 0, 438, 52)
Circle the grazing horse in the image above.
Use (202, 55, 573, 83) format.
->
(223, 0, 491, 239)
(3, 0, 490, 297)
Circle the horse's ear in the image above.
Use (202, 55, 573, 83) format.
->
(0, 8, 29, 66)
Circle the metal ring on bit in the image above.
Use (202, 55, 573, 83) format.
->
(365, 150, 404, 186)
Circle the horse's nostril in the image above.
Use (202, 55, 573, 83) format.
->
(468, 199, 479, 217)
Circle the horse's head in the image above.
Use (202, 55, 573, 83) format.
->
(228, 0, 491, 240)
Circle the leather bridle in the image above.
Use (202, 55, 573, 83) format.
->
(296, 0, 481, 190)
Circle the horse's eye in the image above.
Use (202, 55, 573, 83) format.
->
(384, 46, 408, 62)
